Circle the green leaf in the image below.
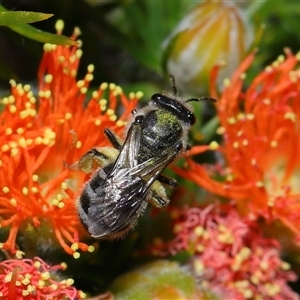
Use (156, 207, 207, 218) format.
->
(0, 5, 78, 46)
(0, 11, 53, 26)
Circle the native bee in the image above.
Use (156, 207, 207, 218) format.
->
(74, 79, 215, 239)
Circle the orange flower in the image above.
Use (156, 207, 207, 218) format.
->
(0, 20, 140, 256)
(176, 49, 300, 242)
(0, 256, 85, 299)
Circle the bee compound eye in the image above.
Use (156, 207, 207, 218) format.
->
(135, 115, 144, 124)
(187, 112, 196, 125)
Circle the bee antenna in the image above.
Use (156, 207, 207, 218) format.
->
(186, 97, 217, 103)
(169, 74, 178, 95)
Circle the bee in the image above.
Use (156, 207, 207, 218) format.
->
(73, 79, 215, 239)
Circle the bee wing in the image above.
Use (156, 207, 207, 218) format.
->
(86, 142, 182, 239)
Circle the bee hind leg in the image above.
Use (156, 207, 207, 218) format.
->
(148, 180, 170, 208)
(157, 175, 177, 187)
(67, 147, 119, 174)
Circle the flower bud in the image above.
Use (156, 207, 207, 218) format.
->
(163, 0, 253, 94)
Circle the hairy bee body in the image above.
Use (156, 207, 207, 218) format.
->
(75, 90, 214, 239)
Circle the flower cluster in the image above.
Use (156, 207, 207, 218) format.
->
(0, 20, 141, 256)
(0, 256, 84, 299)
(151, 205, 298, 299)
(176, 49, 300, 244)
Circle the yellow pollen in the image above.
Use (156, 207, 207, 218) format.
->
(16, 250, 25, 259)
(66, 278, 74, 286)
(265, 283, 280, 296)
(45, 74, 53, 83)
(44, 90, 51, 99)
(216, 126, 225, 134)
(281, 261, 291, 270)
(52, 199, 59, 206)
(65, 112, 72, 120)
(32, 174, 39, 182)
(99, 99, 107, 106)
(79, 291, 87, 299)
(270, 140, 278, 147)
(77, 80, 84, 88)
(22, 187, 29, 195)
(2, 97, 9, 105)
(223, 78, 231, 87)
(8, 95, 15, 104)
(194, 259, 204, 275)
(109, 83, 116, 90)
(23, 84, 31, 92)
(265, 65, 273, 72)
(284, 111, 296, 122)
(73, 252, 80, 259)
(209, 141, 219, 150)
(136, 91, 144, 99)
(88, 245, 95, 252)
(86, 63, 94, 73)
(61, 182, 68, 190)
(60, 262, 68, 270)
(76, 141, 82, 149)
(5, 127, 13, 135)
(106, 107, 114, 115)
(109, 115, 117, 122)
(55, 19, 64, 33)
(233, 141, 239, 148)
(71, 243, 79, 251)
(116, 120, 125, 127)
(76, 49, 83, 59)
(255, 181, 264, 187)
(9, 105, 17, 113)
(41, 272, 50, 280)
(19, 110, 29, 119)
(296, 51, 300, 60)
(92, 91, 99, 99)
(246, 113, 254, 120)
(25, 102, 32, 109)
(22, 290, 30, 296)
(260, 260, 269, 270)
(35, 137, 43, 145)
(86, 74, 94, 82)
(80, 87, 87, 94)
(9, 79, 17, 87)
(31, 187, 39, 193)
(2, 186, 9, 193)
(10, 198, 17, 206)
(38, 90, 45, 98)
(38, 279, 45, 288)
(58, 202, 65, 209)
(227, 117, 236, 124)
(194, 226, 204, 237)
(11, 148, 18, 157)
(69, 55, 76, 64)
(71, 69, 77, 77)
(34, 261, 41, 268)
(16, 127, 24, 135)
(2, 144, 10, 152)
(115, 86, 122, 95)
(100, 82, 108, 90)
(242, 139, 248, 146)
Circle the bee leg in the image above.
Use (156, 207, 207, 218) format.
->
(157, 175, 177, 188)
(69, 147, 119, 174)
(104, 129, 123, 150)
(148, 180, 170, 208)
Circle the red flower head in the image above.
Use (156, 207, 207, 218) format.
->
(0, 256, 85, 299)
(0, 20, 140, 256)
(151, 205, 298, 299)
(176, 49, 300, 244)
